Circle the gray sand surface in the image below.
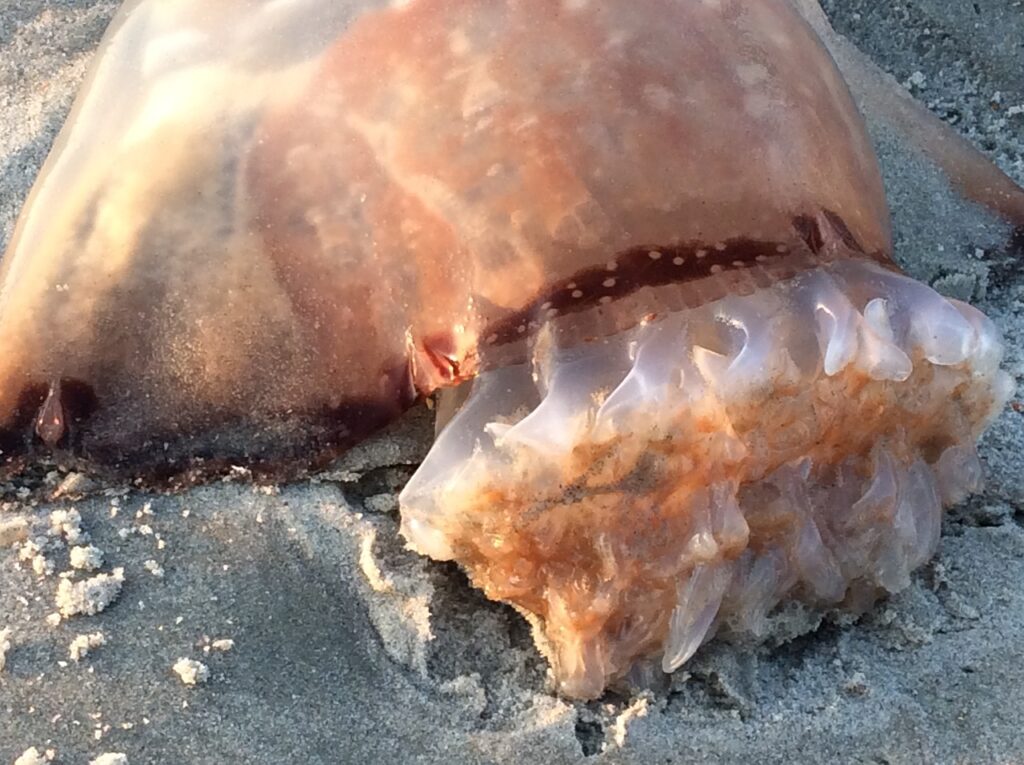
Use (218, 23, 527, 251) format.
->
(2, 2, 1024, 763)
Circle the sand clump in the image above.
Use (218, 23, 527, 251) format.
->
(48, 509, 87, 546)
(0, 515, 29, 546)
(69, 545, 104, 571)
(172, 658, 210, 686)
(89, 754, 128, 765)
(13, 748, 54, 765)
(18, 540, 55, 577)
(56, 569, 125, 617)
(69, 632, 107, 662)
(0, 626, 12, 672)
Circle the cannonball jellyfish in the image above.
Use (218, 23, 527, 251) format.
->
(0, 0, 1020, 698)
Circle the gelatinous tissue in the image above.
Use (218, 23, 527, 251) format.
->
(0, 0, 1019, 698)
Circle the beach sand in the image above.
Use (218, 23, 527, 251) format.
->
(2, 2, 1023, 762)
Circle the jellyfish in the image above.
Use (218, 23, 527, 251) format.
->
(0, 0, 1019, 698)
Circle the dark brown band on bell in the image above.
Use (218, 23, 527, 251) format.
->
(483, 209, 894, 348)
